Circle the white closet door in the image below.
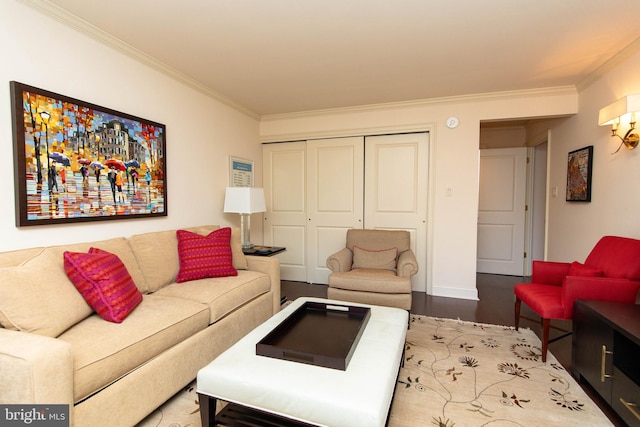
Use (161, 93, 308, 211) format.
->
(306, 137, 364, 284)
(364, 133, 429, 292)
(263, 142, 307, 281)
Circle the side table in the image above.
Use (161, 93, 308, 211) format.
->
(242, 245, 286, 256)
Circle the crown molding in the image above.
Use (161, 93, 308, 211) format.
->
(16, 0, 260, 120)
(260, 122, 436, 144)
(260, 86, 578, 122)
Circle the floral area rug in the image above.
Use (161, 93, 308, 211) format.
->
(137, 314, 613, 427)
(388, 315, 613, 427)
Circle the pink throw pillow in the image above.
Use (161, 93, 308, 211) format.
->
(63, 248, 143, 323)
(568, 261, 603, 277)
(176, 227, 238, 283)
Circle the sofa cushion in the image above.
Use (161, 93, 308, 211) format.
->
(57, 294, 209, 402)
(154, 270, 271, 324)
(129, 226, 248, 293)
(128, 229, 181, 293)
(0, 248, 93, 337)
(0, 247, 46, 267)
(352, 246, 398, 271)
(63, 248, 143, 323)
(176, 228, 238, 283)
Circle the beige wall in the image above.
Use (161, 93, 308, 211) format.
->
(260, 90, 578, 299)
(0, 2, 261, 252)
(479, 127, 526, 149)
(545, 47, 640, 262)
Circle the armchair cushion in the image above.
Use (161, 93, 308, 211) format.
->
(328, 269, 411, 294)
(346, 229, 410, 253)
(568, 261, 602, 278)
(514, 283, 563, 319)
(352, 246, 398, 271)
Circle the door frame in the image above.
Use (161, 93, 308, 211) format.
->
(524, 134, 550, 275)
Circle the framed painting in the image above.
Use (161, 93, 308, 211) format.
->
(566, 145, 593, 202)
(10, 81, 167, 226)
(229, 156, 254, 187)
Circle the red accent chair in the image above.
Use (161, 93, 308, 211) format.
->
(514, 236, 640, 362)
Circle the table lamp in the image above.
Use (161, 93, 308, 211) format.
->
(223, 187, 266, 250)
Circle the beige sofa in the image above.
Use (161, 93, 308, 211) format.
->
(0, 225, 280, 426)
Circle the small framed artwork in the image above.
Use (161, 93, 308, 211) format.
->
(566, 145, 593, 202)
(10, 81, 167, 226)
(229, 156, 254, 187)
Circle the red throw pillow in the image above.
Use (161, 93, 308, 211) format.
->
(176, 227, 238, 283)
(568, 261, 603, 277)
(63, 248, 143, 323)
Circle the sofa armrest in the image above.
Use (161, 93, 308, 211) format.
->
(0, 328, 73, 405)
(531, 261, 571, 285)
(245, 255, 281, 314)
(326, 248, 353, 273)
(561, 277, 640, 318)
(397, 249, 418, 277)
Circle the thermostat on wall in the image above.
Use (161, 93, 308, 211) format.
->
(446, 116, 459, 129)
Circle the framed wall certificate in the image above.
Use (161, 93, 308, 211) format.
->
(229, 156, 254, 187)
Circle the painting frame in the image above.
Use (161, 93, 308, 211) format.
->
(229, 156, 254, 187)
(10, 81, 167, 226)
(566, 145, 593, 202)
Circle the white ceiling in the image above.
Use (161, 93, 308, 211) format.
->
(32, 0, 640, 116)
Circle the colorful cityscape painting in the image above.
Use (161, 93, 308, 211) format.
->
(10, 82, 167, 226)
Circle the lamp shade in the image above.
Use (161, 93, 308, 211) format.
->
(223, 187, 266, 214)
(598, 94, 640, 126)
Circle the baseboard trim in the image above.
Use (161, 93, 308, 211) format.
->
(431, 285, 479, 301)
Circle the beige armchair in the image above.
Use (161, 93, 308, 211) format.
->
(326, 229, 418, 310)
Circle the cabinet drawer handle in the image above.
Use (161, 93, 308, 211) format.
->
(620, 398, 640, 421)
(600, 345, 613, 383)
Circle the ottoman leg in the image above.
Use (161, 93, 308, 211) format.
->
(197, 393, 217, 427)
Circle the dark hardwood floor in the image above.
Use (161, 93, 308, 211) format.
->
(281, 273, 624, 426)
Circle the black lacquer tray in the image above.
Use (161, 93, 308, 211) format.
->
(256, 301, 371, 370)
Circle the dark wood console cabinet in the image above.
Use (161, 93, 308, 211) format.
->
(572, 300, 640, 426)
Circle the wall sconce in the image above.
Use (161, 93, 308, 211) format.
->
(223, 187, 266, 250)
(598, 94, 640, 153)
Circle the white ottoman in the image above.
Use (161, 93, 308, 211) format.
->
(197, 297, 408, 427)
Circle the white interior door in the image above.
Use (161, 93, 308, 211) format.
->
(306, 137, 364, 284)
(477, 147, 527, 275)
(263, 142, 307, 281)
(364, 133, 429, 292)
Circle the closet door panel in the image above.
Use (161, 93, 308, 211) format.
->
(364, 133, 429, 292)
(306, 137, 364, 284)
(263, 142, 307, 281)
